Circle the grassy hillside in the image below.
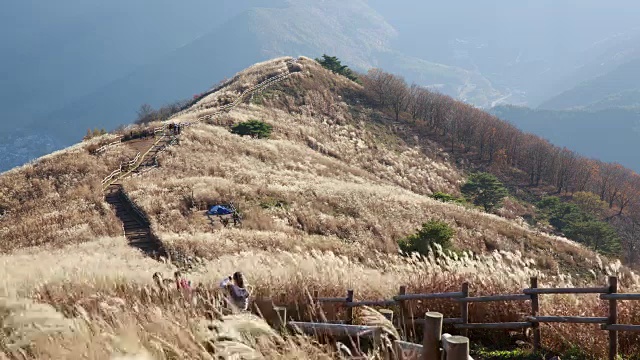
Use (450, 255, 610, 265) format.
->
(2, 0, 507, 176)
(1, 57, 639, 359)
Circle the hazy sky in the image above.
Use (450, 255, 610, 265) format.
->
(3, 0, 639, 128)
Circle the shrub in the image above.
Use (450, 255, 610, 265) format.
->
(83, 128, 107, 141)
(537, 196, 621, 255)
(571, 191, 608, 219)
(472, 348, 543, 360)
(230, 120, 273, 139)
(398, 220, 455, 256)
(315, 54, 359, 82)
(430, 191, 465, 204)
(461, 172, 508, 212)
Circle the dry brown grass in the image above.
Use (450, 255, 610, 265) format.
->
(0, 135, 139, 252)
(127, 108, 603, 274)
(2, 57, 639, 358)
(1, 238, 639, 358)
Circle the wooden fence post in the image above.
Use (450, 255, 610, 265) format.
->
(530, 277, 541, 352)
(423, 312, 443, 360)
(380, 309, 394, 322)
(311, 290, 321, 323)
(460, 282, 469, 338)
(445, 335, 470, 360)
(346, 290, 354, 325)
(608, 276, 618, 360)
(398, 286, 408, 336)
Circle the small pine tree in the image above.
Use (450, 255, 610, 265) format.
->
(315, 54, 359, 82)
(230, 119, 273, 139)
(430, 192, 465, 204)
(565, 220, 620, 255)
(398, 220, 455, 256)
(461, 172, 509, 212)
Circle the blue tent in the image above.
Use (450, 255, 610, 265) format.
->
(208, 205, 233, 215)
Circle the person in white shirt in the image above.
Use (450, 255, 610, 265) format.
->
(220, 271, 250, 311)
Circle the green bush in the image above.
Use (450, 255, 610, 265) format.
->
(230, 120, 273, 139)
(398, 220, 454, 256)
(461, 172, 509, 212)
(537, 196, 620, 255)
(472, 348, 543, 360)
(315, 54, 359, 82)
(430, 192, 465, 204)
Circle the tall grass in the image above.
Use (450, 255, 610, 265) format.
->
(1, 238, 639, 358)
(1, 57, 638, 358)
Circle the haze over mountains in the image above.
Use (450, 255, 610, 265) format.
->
(2, 0, 640, 172)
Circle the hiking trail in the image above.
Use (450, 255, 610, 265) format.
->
(101, 57, 301, 258)
(105, 183, 166, 258)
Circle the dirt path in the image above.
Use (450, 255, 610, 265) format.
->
(102, 57, 300, 258)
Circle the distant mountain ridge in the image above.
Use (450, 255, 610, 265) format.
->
(2, 0, 507, 173)
(4, 1, 640, 172)
(539, 58, 640, 110)
(491, 105, 640, 171)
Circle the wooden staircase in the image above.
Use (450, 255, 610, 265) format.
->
(105, 184, 166, 258)
(134, 135, 176, 171)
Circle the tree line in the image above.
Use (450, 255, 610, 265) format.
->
(359, 68, 640, 263)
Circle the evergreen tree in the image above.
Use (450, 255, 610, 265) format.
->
(537, 196, 621, 255)
(230, 119, 273, 139)
(315, 54, 359, 82)
(461, 172, 509, 211)
(398, 220, 455, 256)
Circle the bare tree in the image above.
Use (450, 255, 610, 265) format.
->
(386, 74, 410, 121)
(136, 103, 156, 124)
(362, 68, 394, 107)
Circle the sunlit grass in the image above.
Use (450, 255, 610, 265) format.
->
(1, 57, 638, 359)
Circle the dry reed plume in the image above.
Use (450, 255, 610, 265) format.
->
(1, 57, 638, 359)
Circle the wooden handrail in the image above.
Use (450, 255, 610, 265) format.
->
(311, 276, 633, 360)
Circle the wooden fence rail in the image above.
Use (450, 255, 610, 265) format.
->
(290, 312, 474, 360)
(313, 276, 640, 360)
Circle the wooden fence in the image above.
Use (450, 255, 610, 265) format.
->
(168, 57, 299, 121)
(289, 312, 473, 360)
(94, 135, 124, 154)
(313, 276, 638, 360)
(101, 128, 168, 189)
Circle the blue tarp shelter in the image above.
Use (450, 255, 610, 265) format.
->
(208, 205, 233, 216)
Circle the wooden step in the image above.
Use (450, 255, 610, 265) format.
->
(123, 222, 145, 228)
(124, 228, 146, 234)
(129, 239, 152, 246)
(127, 233, 151, 240)
(127, 233, 150, 240)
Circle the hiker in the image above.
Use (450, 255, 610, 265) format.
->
(175, 270, 192, 291)
(220, 271, 250, 311)
(232, 211, 240, 226)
